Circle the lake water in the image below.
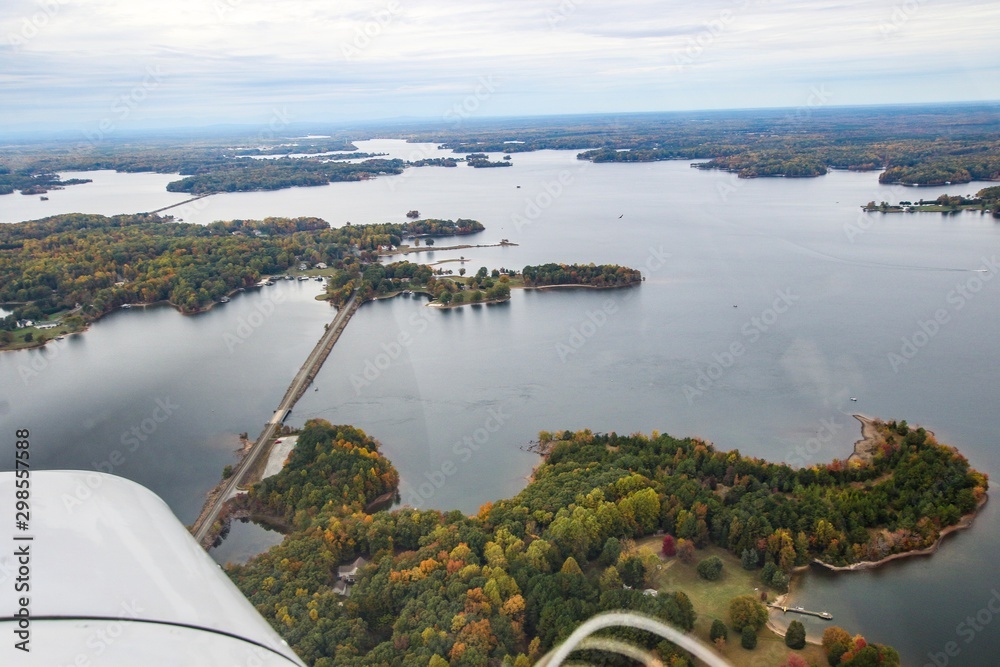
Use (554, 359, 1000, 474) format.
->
(1, 141, 999, 663)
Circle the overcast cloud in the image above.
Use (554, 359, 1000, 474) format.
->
(1, 0, 998, 134)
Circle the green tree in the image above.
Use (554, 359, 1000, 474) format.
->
(741, 625, 758, 649)
(560, 556, 583, 575)
(600, 537, 622, 566)
(785, 620, 806, 649)
(696, 555, 724, 581)
(709, 619, 728, 642)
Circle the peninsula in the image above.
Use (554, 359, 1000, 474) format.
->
(224, 417, 983, 667)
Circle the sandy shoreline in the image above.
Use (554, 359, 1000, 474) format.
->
(847, 413, 880, 463)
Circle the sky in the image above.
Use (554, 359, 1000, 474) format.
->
(1, 0, 999, 135)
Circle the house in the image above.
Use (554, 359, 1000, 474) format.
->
(337, 556, 368, 584)
(315, 263, 328, 270)
(37, 322, 59, 330)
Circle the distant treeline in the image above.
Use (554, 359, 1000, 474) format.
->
(398, 105, 1000, 184)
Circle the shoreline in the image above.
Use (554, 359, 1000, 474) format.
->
(519, 280, 641, 291)
(0, 281, 279, 353)
(377, 240, 518, 257)
(766, 496, 988, 643)
(846, 413, 880, 463)
(768, 416, 990, 641)
(811, 493, 988, 572)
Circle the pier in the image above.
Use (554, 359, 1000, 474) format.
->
(768, 603, 833, 621)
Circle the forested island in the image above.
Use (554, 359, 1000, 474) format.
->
(330, 262, 643, 309)
(521, 263, 642, 289)
(164, 157, 405, 193)
(224, 417, 984, 667)
(0, 168, 92, 195)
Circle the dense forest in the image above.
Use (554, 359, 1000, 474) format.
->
(521, 263, 642, 288)
(234, 421, 399, 527)
(402, 219, 485, 237)
(226, 418, 981, 666)
(0, 214, 484, 334)
(165, 158, 405, 193)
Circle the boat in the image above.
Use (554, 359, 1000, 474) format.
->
(121, 304, 132, 309)
(315, 276, 323, 282)
(850, 397, 858, 401)
(40, 196, 49, 201)
(298, 276, 308, 281)
(285, 275, 294, 281)
(219, 296, 230, 303)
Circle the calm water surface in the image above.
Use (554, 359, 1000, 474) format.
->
(1, 141, 999, 663)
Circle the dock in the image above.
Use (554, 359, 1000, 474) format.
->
(768, 603, 833, 621)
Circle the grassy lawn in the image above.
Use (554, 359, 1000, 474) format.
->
(635, 537, 828, 667)
(1, 311, 87, 351)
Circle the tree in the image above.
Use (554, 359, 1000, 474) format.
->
(601, 537, 622, 565)
(618, 555, 645, 588)
(696, 555, 724, 581)
(741, 625, 757, 649)
(426, 238, 435, 246)
(661, 534, 676, 557)
(781, 654, 809, 667)
(822, 626, 853, 665)
(676, 538, 695, 564)
(406, 210, 419, 219)
(741, 547, 758, 570)
(771, 569, 790, 593)
(599, 566, 622, 590)
(459, 268, 466, 277)
(560, 556, 583, 575)
(709, 619, 728, 642)
(729, 595, 767, 632)
(785, 620, 806, 649)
